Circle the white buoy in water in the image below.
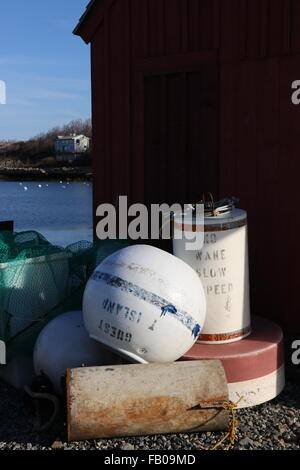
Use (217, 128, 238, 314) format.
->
(33, 311, 119, 393)
(83, 245, 206, 364)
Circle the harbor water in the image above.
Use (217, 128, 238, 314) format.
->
(0, 181, 93, 247)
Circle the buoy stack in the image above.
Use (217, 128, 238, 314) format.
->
(173, 198, 285, 408)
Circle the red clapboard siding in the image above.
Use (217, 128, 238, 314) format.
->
(198, 0, 214, 51)
(212, 0, 220, 49)
(186, 64, 219, 201)
(268, 0, 286, 57)
(91, 25, 108, 207)
(238, 0, 248, 60)
(131, 70, 145, 204)
(234, 62, 258, 317)
(165, 72, 187, 204)
(144, 75, 166, 204)
(103, 12, 112, 204)
(148, 0, 165, 57)
(281, 0, 291, 55)
(278, 57, 292, 327)
(164, 0, 184, 55)
(220, 0, 244, 61)
(144, 64, 218, 206)
(255, 59, 280, 210)
(245, 0, 262, 60)
(259, 0, 269, 57)
(254, 59, 281, 322)
(279, 55, 300, 331)
(290, 0, 300, 54)
(74, 0, 115, 44)
(187, 0, 200, 52)
(130, 0, 148, 59)
(219, 62, 239, 198)
(75, 0, 300, 332)
(235, 61, 258, 215)
(107, 0, 131, 203)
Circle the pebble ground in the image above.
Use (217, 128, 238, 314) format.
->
(0, 378, 299, 451)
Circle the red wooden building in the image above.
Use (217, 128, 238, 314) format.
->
(74, 0, 300, 333)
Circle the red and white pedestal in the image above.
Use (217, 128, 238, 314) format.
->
(182, 316, 285, 408)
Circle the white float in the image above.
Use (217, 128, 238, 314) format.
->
(34, 310, 119, 393)
(173, 207, 251, 344)
(83, 244, 206, 363)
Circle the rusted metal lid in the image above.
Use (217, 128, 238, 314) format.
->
(174, 196, 247, 231)
(202, 196, 239, 217)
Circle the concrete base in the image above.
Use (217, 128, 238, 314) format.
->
(227, 364, 285, 408)
(182, 316, 285, 408)
(0, 356, 35, 389)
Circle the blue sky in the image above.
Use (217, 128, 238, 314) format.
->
(0, 0, 91, 141)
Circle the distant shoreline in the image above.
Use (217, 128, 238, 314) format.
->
(0, 166, 93, 182)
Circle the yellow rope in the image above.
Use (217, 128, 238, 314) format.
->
(210, 396, 244, 451)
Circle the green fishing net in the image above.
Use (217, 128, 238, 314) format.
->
(0, 230, 130, 364)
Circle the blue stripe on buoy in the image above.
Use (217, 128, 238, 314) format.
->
(91, 270, 201, 338)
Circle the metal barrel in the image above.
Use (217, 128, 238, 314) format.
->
(67, 360, 229, 441)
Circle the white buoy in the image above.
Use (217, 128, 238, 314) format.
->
(33, 311, 120, 394)
(83, 245, 206, 364)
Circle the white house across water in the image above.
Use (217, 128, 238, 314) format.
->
(55, 134, 90, 162)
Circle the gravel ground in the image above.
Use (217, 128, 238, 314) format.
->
(0, 378, 299, 451)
